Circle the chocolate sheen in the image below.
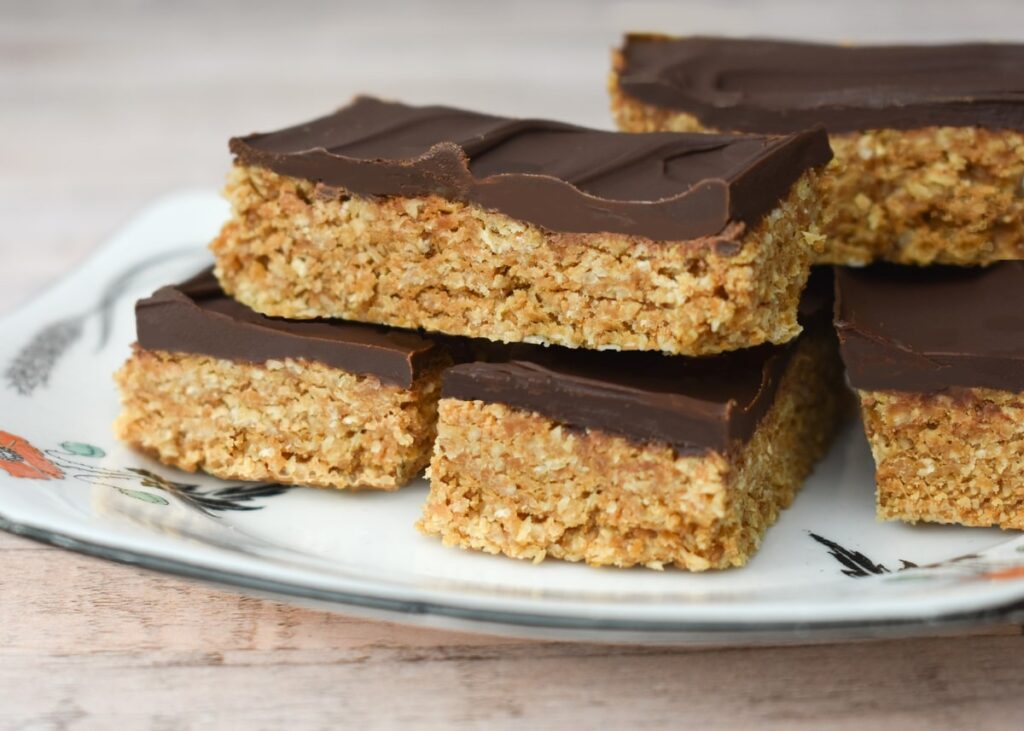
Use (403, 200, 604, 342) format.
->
(230, 96, 831, 240)
(135, 269, 439, 388)
(441, 272, 832, 454)
(442, 345, 787, 454)
(835, 264, 1024, 392)
(618, 35, 1024, 134)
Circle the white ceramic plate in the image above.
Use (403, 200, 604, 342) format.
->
(3, 191, 1024, 645)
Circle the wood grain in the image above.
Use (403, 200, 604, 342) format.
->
(4, 2, 1024, 728)
(2, 530, 1023, 729)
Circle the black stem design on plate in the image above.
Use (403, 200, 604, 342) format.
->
(42, 449, 290, 515)
(5, 247, 206, 395)
(809, 532, 892, 578)
(126, 468, 291, 515)
(811, 534, 986, 579)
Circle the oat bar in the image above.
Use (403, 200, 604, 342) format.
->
(611, 35, 1024, 266)
(419, 279, 845, 570)
(835, 263, 1024, 528)
(212, 96, 831, 356)
(114, 270, 446, 490)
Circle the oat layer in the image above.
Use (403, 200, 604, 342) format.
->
(418, 333, 845, 571)
(610, 85, 1024, 266)
(114, 347, 443, 490)
(859, 388, 1024, 529)
(210, 165, 824, 356)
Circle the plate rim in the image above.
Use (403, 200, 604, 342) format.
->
(4, 512, 1023, 644)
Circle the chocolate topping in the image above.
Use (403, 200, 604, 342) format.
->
(618, 35, 1024, 134)
(230, 96, 830, 240)
(135, 269, 439, 388)
(835, 264, 1024, 392)
(440, 272, 832, 454)
(442, 345, 789, 454)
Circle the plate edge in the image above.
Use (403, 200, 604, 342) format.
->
(3, 511, 1023, 645)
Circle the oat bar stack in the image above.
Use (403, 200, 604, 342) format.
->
(116, 96, 845, 570)
(611, 36, 1024, 531)
(202, 96, 841, 570)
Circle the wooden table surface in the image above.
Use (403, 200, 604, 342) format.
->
(3, 2, 1024, 728)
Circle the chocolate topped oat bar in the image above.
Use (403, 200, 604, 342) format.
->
(420, 275, 846, 570)
(212, 97, 831, 356)
(115, 269, 447, 490)
(835, 263, 1024, 528)
(612, 36, 1024, 266)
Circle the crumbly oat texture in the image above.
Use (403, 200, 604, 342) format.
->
(418, 334, 845, 571)
(210, 164, 824, 356)
(114, 347, 443, 490)
(610, 78, 1024, 266)
(859, 388, 1024, 529)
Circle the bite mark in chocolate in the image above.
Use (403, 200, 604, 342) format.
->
(135, 269, 439, 388)
(617, 35, 1024, 134)
(230, 96, 831, 240)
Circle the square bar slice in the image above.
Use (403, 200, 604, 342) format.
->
(611, 35, 1024, 266)
(835, 263, 1024, 528)
(114, 269, 447, 490)
(212, 96, 831, 356)
(419, 282, 845, 570)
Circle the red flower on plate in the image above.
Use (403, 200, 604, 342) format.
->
(981, 565, 1024, 581)
(0, 431, 63, 480)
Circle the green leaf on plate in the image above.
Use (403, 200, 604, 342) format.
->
(116, 488, 169, 505)
(60, 441, 106, 458)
